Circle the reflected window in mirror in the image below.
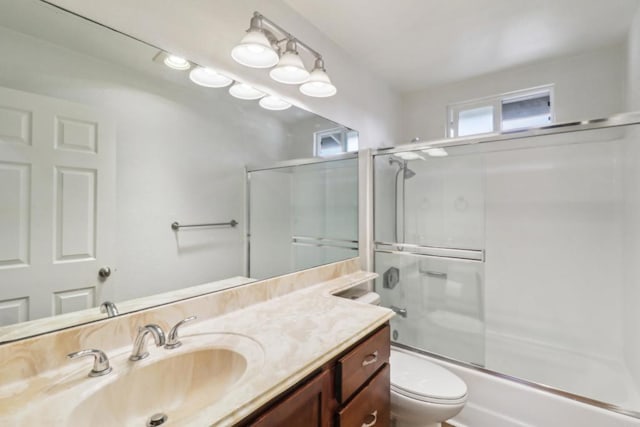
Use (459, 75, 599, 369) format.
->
(314, 127, 358, 156)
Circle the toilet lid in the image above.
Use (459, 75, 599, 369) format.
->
(390, 349, 467, 403)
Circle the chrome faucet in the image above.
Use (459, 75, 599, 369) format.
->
(129, 324, 166, 361)
(100, 301, 119, 317)
(390, 305, 408, 318)
(165, 316, 197, 349)
(67, 349, 112, 377)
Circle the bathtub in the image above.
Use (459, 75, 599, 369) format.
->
(392, 346, 640, 427)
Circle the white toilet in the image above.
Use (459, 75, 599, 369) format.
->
(390, 348, 468, 427)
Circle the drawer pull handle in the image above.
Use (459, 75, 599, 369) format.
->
(361, 410, 377, 427)
(361, 350, 378, 367)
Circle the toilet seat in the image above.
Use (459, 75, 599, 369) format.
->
(390, 349, 468, 405)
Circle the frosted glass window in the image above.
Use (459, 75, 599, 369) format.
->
(502, 93, 551, 131)
(458, 105, 495, 136)
(447, 86, 554, 138)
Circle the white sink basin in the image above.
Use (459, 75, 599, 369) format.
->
(12, 332, 266, 427)
(70, 347, 247, 425)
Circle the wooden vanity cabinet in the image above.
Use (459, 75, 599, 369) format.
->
(241, 324, 390, 427)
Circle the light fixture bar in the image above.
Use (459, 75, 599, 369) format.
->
(253, 12, 322, 60)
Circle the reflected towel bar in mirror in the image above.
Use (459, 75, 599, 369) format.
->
(171, 220, 238, 230)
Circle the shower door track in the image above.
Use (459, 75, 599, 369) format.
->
(372, 111, 640, 155)
(392, 341, 640, 420)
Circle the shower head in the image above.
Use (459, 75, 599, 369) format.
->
(403, 167, 416, 179)
(389, 157, 417, 179)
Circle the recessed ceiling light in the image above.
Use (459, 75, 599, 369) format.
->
(189, 67, 233, 88)
(164, 55, 191, 70)
(228, 82, 265, 100)
(259, 95, 292, 111)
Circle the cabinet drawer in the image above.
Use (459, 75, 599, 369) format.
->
(337, 325, 390, 403)
(337, 363, 390, 427)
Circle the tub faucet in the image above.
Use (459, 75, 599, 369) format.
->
(390, 305, 408, 318)
(129, 324, 166, 361)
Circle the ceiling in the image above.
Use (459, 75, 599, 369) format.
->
(283, 0, 640, 93)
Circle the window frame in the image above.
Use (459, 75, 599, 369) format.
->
(313, 127, 358, 157)
(446, 85, 555, 138)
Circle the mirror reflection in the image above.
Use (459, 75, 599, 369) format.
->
(0, 0, 358, 341)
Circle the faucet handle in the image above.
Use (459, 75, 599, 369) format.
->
(67, 349, 112, 377)
(165, 316, 197, 349)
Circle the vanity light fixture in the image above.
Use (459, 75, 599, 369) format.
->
(229, 82, 265, 100)
(300, 58, 337, 97)
(423, 147, 449, 157)
(164, 54, 191, 70)
(259, 95, 292, 111)
(231, 14, 279, 68)
(269, 39, 310, 84)
(232, 12, 336, 97)
(189, 66, 233, 88)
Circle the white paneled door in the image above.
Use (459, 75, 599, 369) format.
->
(0, 87, 115, 325)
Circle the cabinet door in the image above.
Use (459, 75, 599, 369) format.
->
(249, 369, 332, 427)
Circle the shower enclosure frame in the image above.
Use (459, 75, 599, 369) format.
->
(369, 111, 640, 420)
(245, 152, 360, 279)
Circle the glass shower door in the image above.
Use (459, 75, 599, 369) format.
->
(373, 152, 486, 366)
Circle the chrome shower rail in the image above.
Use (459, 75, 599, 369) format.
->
(374, 241, 484, 262)
(292, 235, 359, 251)
(246, 152, 358, 172)
(372, 111, 640, 155)
(171, 220, 238, 230)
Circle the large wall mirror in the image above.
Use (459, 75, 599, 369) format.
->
(0, 0, 359, 342)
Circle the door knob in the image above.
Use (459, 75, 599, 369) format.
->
(98, 266, 112, 279)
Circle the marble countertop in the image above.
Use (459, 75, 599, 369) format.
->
(0, 270, 393, 426)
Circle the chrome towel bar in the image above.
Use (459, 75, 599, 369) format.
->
(171, 220, 238, 230)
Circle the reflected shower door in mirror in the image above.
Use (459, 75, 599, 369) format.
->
(0, 0, 359, 342)
(247, 156, 359, 280)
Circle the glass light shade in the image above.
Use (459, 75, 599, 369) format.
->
(189, 67, 232, 88)
(259, 95, 291, 111)
(231, 30, 279, 68)
(423, 147, 448, 157)
(300, 68, 337, 97)
(228, 82, 265, 100)
(395, 152, 424, 161)
(269, 52, 310, 84)
(164, 55, 191, 70)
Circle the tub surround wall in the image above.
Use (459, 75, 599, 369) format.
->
(628, 4, 640, 111)
(401, 44, 627, 141)
(0, 258, 391, 425)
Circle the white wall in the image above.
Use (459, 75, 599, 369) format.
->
(622, 3, 640, 389)
(628, 4, 640, 111)
(401, 45, 627, 142)
(45, 0, 402, 149)
(0, 25, 292, 301)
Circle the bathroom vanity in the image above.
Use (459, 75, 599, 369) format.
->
(243, 325, 390, 427)
(0, 260, 393, 426)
